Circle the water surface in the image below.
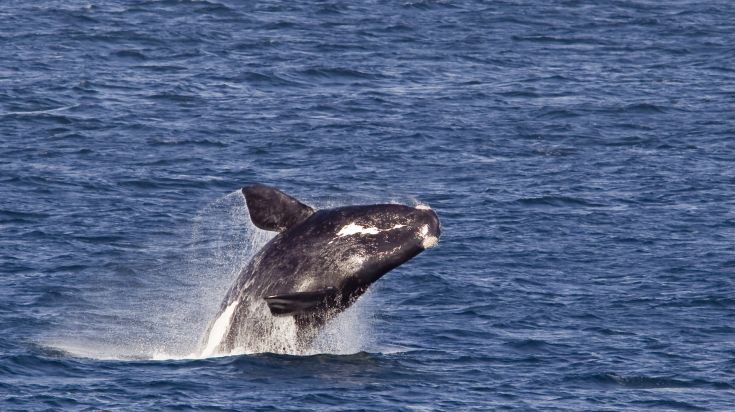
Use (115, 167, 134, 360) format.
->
(1, 0, 734, 410)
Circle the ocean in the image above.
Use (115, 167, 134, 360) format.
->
(1, 0, 734, 410)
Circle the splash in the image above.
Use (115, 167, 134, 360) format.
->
(47, 190, 382, 360)
(193, 193, 385, 358)
(199, 299, 240, 357)
(197, 290, 378, 358)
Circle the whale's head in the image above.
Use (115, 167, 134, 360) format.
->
(243, 184, 441, 254)
(320, 202, 441, 289)
(292, 203, 441, 307)
(325, 203, 441, 273)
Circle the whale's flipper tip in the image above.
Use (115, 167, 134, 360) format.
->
(264, 287, 338, 316)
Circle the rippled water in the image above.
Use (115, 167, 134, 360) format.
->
(2, 0, 734, 410)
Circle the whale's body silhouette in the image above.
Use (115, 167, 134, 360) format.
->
(201, 185, 441, 355)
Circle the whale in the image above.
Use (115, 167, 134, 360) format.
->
(200, 184, 441, 355)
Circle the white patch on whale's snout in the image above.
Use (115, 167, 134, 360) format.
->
(200, 300, 239, 357)
(420, 224, 429, 237)
(336, 223, 406, 237)
(415, 204, 432, 210)
(422, 235, 439, 249)
(419, 224, 439, 249)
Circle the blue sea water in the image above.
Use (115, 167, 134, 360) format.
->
(2, 0, 735, 410)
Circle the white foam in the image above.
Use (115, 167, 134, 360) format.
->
(309, 289, 376, 355)
(199, 300, 239, 357)
(2, 104, 79, 116)
(150, 351, 200, 361)
(45, 191, 390, 361)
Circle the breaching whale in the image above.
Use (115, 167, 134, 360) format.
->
(200, 184, 441, 355)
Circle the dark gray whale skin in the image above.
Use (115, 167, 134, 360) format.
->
(205, 185, 441, 352)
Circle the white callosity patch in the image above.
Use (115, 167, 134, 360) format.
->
(415, 204, 432, 211)
(422, 235, 439, 249)
(336, 222, 406, 237)
(420, 224, 429, 237)
(419, 224, 438, 249)
(200, 299, 239, 357)
(337, 223, 380, 236)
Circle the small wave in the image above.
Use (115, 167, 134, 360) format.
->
(498, 90, 540, 98)
(515, 196, 603, 208)
(1, 104, 79, 117)
(132, 64, 188, 73)
(631, 399, 707, 411)
(536, 108, 581, 119)
(315, 3, 347, 15)
(146, 92, 202, 103)
(298, 67, 382, 80)
(503, 338, 557, 353)
(235, 71, 301, 87)
(463, 153, 510, 164)
(116, 177, 210, 190)
(0, 209, 50, 223)
(111, 49, 147, 61)
(617, 103, 668, 114)
(569, 373, 734, 390)
(400, 0, 458, 10)
(657, 296, 735, 309)
(581, 326, 636, 336)
(511, 35, 610, 46)
(148, 138, 228, 147)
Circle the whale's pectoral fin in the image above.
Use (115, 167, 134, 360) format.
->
(264, 287, 338, 316)
(243, 184, 316, 232)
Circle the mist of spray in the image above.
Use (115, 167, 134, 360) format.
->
(48, 190, 380, 360)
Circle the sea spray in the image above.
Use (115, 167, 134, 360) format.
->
(46, 190, 382, 359)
